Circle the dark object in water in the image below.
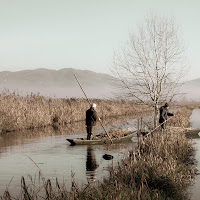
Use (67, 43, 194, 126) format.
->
(102, 154, 113, 160)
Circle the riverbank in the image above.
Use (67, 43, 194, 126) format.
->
(1, 106, 198, 200)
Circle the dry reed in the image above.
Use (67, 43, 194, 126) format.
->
(0, 91, 152, 133)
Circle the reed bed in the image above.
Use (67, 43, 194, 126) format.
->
(167, 106, 194, 128)
(0, 91, 152, 133)
(86, 135, 194, 200)
(1, 90, 199, 134)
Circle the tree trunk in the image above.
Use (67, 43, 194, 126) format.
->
(154, 104, 159, 128)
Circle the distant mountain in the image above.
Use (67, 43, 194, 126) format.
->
(0, 68, 199, 100)
(0, 68, 116, 98)
(180, 78, 200, 101)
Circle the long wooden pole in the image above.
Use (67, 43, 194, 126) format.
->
(146, 115, 175, 137)
(74, 74, 113, 143)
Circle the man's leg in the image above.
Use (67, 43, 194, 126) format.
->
(159, 119, 165, 130)
(87, 126, 92, 140)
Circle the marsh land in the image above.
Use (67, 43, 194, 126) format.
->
(0, 92, 200, 199)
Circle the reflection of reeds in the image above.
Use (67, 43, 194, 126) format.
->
(0, 91, 152, 133)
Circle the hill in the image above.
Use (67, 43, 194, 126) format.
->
(180, 78, 200, 101)
(0, 68, 199, 100)
(0, 68, 116, 98)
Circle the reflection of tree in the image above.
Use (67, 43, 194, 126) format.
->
(86, 146, 98, 182)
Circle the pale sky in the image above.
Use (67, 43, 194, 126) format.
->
(0, 0, 200, 80)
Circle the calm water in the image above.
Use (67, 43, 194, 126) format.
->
(189, 109, 200, 200)
(0, 116, 139, 196)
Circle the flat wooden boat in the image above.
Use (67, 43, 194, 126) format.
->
(182, 127, 200, 138)
(66, 131, 137, 145)
(159, 126, 200, 138)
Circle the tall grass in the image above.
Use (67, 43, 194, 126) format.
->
(80, 132, 195, 200)
(0, 91, 152, 133)
(1, 90, 199, 133)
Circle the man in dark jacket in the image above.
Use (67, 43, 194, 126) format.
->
(159, 103, 174, 129)
(86, 103, 98, 140)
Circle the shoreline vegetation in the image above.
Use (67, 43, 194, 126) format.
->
(1, 91, 199, 134)
(1, 91, 200, 199)
(0, 91, 153, 134)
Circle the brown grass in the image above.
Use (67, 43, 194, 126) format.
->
(0, 91, 152, 133)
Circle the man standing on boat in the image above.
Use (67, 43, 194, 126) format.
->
(159, 103, 174, 129)
(86, 103, 98, 140)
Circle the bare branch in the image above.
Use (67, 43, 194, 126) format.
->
(111, 12, 189, 127)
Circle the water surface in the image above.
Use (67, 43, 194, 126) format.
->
(0, 116, 139, 196)
(189, 109, 200, 200)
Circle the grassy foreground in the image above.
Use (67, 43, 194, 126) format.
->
(79, 132, 195, 200)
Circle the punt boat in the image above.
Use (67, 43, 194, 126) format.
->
(66, 131, 137, 145)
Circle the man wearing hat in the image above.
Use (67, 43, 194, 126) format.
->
(159, 103, 174, 129)
(86, 103, 98, 140)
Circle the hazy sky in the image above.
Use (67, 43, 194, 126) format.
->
(0, 0, 200, 80)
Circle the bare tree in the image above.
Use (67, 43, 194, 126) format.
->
(111, 13, 189, 128)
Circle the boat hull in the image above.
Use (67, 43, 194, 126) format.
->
(66, 131, 137, 145)
(183, 127, 200, 138)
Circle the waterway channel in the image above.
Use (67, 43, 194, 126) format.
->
(0, 115, 140, 197)
(189, 109, 200, 200)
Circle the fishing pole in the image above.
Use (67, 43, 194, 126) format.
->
(74, 74, 113, 143)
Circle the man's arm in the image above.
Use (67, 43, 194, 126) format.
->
(93, 111, 98, 121)
(167, 112, 174, 116)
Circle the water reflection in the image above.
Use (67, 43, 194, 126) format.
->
(86, 146, 99, 182)
(0, 114, 141, 196)
(0, 113, 142, 152)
